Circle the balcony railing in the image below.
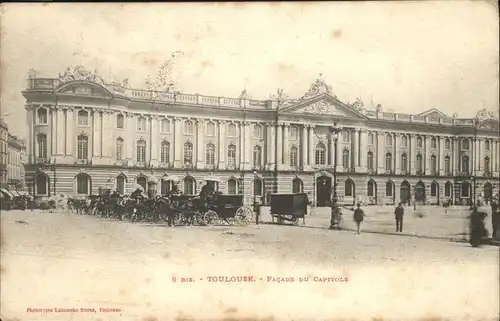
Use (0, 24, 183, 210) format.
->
(76, 159, 90, 165)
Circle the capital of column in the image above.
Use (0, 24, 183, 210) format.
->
(218, 119, 226, 124)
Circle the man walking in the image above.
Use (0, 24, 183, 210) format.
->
(491, 195, 500, 239)
(353, 203, 365, 235)
(395, 202, 404, 232)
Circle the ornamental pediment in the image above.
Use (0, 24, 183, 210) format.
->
(285, 95, 365, 119)
(56, 82, 112, 99)
(478, 119, 499, 131)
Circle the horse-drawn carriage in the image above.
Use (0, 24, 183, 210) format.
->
(269, 193, 309, 225)
(204, 194, 252, 226)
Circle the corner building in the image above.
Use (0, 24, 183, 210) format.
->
(23, 67, 500, 206)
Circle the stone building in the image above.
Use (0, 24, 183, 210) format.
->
(22, 66, 499, 205)
(7, 134, 25, 190)
(0, 119, 8, 186)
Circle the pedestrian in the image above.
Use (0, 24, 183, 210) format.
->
(491, 196, 500, 239)
(353, 203, 364, 234)
(394, 202, 404, 232)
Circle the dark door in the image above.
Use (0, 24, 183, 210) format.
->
(400, 181, 410, 204)
(316, 176, 331, 207)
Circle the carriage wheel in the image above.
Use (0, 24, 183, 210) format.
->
(196, 213, 206, 226)
(292, 217, 299, 225)
(204, 210, 219, 225)
(174, 213, 183, 226)
(235, 206, 251, 226)
(145, 211, 155, 222)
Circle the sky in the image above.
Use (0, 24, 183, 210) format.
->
(1, 1, 498, 138)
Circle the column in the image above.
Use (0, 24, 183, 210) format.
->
(65, 108, 74, 157)
(395, 133, 400, 174)
(218, 120, 226, 169)
(276, 124, 283, 166)
(56, 108, 65, 156)
(283, 123, 289, 169)
(173, 117, 182, 167)
(266, 124, 275, 169)
(424, 135, 430, 175)
(302, 126, 308, 168)
(239, 122, 245, 168)
(377, 132, 384, 174)
(336, 131, 342, 172)
(50, 107, 56, 160)
(196, 119, 204, 169)
(359, 129, 367, 171)
(92, 111, 101, 158)
(308, 125, 315, 167)
(453, 138, 459, 175)
(244, 123, 251, 169)
(493, 140, 498, 173)
(477, 138, 483, 173)
(125, 114, 135, 161)
(329, 128, 335, 167)
(353, 128, 359, 172)
(26, 108, 33, 163)
(438, 137, 444, 176)
(101, 112, 112, 159)
(410, 134, 416, 175)
(149, 116, 158, 167)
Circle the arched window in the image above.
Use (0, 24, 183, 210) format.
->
(116, 175, 126, 194)
(37, 134, 47, 159)
(401, 153, 408, 172)
(184, 142, 193, 164)
(253, 146, 262, 167)
(416, 136, 423, 148)
(76, 173, 91, 195)
(342, 149, 350, 169)
(160, 119, 170, 133)
(290, 146, 298, 167)
(227, 178, 238, 195)
(253, 124, 262, 138)
(462, 138, 469, 150)
(315, 143, 326, 165)
(485, 139, 490, 151)
(160, 141, 170, 164)
(137, 177, 147, 191)
(227, 144, 236, 167)
(461, 155, 469, 173)
(227, 123, 237, 137)
(35, 173, 48, 196)
(184, 120, 193, 135)
(253, 179, 263, 196)
(484, 156, 490, 173)
(116, 138, 123, 160)
(431, 137, 437, 149)
(184, 177, 195, 195)
(367, 152, 374, 170)
(385, 134, 392, 146)
(367, 180, 376, 197)
(416, 154, 423, 173)
(292, 178, 303, 193)
(431, 182, 438, 197)
(401, 135, 408, 147)
(77, 135, 88, 160)
(461, 181, 470, 198)
(445, 138, 451, 150)
(37, 108, 48, 124)
(160, 179, 171, 195)
(206, 122, 216, 136)
(116, 114, 124, 129)
(137, 117, 147, 131)
(136, 140, 146, 163)
(344, 179, 354, 197)
(445, 181, 452, 197)
(430, 155, 437, 173)
(78, 110, 89, 126)
(206, 143, 215, 165)
(444, 156, 451, 174)
(385, 153, 392, 171)
(385, 181, 394, 197)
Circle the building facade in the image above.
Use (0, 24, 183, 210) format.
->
(7, 134, 26, 190)
(23, 66, 500, 205)
(0, 119, 8, 186)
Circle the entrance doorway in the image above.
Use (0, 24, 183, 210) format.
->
(316, 176, 331, 207)
(400, 181, 410, 205)
(484, 182, 493, 203)
(415, 181, 426, 204)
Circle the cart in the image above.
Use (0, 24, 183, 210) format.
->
(270, 193, 309, 225)
(204, 194, 252, 226)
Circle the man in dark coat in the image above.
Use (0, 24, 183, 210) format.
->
(394, 202, 405, 232)
(491, 196, 499, 239)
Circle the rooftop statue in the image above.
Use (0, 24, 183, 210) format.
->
(58, 65, 105, 86)
(350, 97, 364, 111)
(239, 89, 250, 100)
(476, 108, 498, 121)
(28, 68, 37, 79)
(300, 74, 336, 100)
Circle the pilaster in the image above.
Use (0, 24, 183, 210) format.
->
(336, 129, 343, 172)
(302, 125, 309, 170)
(395, 133, 400, 174)
(196, 119, 205, 169)
(149, 115, 159, 167)
(173, 117, 182, 168)
(308, 125, 315, 169)
(276, 124, 283, 167)
(424, 135, 430, 176)
(56, 107, 65, 156)
(244, 122, 252, 170)
(218, 120, 226, 169)
(266, 123, 275, 170)
(353, 128, 360, 172)
(438, 136, 445, 176)
(282, 123, 290, 171)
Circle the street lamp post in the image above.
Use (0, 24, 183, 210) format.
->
(253, 170, 259, 225)
(329, 124, 342, 230)
(470, 117, 479, 209)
